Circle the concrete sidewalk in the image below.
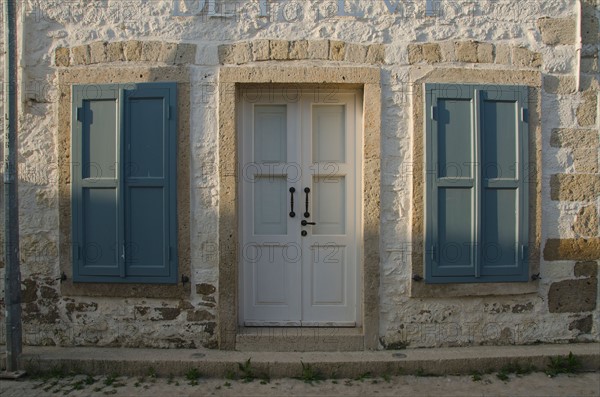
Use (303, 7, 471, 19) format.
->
(15, 343, 600, 378)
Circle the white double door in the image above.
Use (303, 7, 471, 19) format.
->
(240, 90, 362, 326)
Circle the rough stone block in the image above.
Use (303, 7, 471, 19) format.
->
(55, 47, 70, 67)
(577, 91, 598, 126)
(550, 174, 600, 201)
(572, 147, 599, 173)
(438, 41, 455, 62)
(574, 261, 599, 278)
(196, 283, 216, 295)
(573, 204, 599, 237)
(187, 309, 215, 322)
(581, 55, 599, 73)
(289, 40, 309, 60)
(158, 42, 178, 64)
(537, 17, 576, 45)
(123, 40, 142, 62)
(89, 41, 107, 64)
(270, 40, 289, 60)
(142, 41, 162, 62)
(407, 44, 423, 64)
(476, 42, 494, 63)
(329, 40, 346, 61)
(252, 39, 270, 61)
(513, 46, 542, 68)
(366, 44, 385, 64)
(106, 41, 125, 62)
(455, 41, 478, 63)
(422, 43, 441, 63)
(307, 40, 329, 60)
(71, 45, 90, 65)
(218, 44, 234, 64)
(175, 43, 196, 64)
(544, 238, 600, 261)
(569, 315, 593, 333)
(550, 128, 599, 148)
(544, 75, 576, 94)
(345, 43, 367, 63)
(548, 278, 597, 313)
(494, 44, 512, 65)
(232, 42, 251, 64)
(579, 74, 600, 92)
(581, 2, 599, 45)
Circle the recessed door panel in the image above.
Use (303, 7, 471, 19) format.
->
(253, 245, 289, 305)
(310, 244, 346, 305)
(254, 105, 287, 163)
(313, 177, 346, 235)
(313, 105, 345, 162)
(253, 177, 287, 235)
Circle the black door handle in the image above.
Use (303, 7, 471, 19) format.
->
(301, 220, 316, 226)
(304, 187, 310, 218)
(289, 187, 296, 217)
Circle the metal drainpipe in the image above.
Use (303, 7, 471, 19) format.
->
(575, 0, 582, 92)
(3, 0, 23, 373)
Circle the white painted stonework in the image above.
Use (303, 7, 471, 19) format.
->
(0, 0, 598, 349)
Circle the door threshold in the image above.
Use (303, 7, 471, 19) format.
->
(236, 327, 364, 352)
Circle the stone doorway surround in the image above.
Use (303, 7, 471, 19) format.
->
(217, 65, 382, 350)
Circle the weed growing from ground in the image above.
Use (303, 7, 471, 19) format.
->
(471, 371, 482, 381)
(546, 352, 581, 377)
(238, 358, 255, 382)
(355, 372, 372, 382)
(185, 367, 201, 385)
(299, 361, 324, 384)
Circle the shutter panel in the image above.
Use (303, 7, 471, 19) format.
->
(479, 86, 528, 280)
(72, 85, 123, 279)
(123, 83, 177, 282)
(425, 84, 477, 282)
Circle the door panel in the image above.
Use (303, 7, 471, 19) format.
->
(253, 177, 288, 235)
(310, 244, 346, 305)
(312, 105, 346, 162)
(312, 177, 346, 235)
(254, 105, 287, 163)
(241, 90, 360, 326)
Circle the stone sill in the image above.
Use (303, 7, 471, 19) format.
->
(410, 280, 539, 298)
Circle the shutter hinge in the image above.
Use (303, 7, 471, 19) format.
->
(431, 106, 437, 120)
(121, 244, 126, 260)
(76, 107, 83, 121)
(521, 108, 528, 122)
(430, 245, 436, 262)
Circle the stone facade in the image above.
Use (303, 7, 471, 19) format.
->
(0, 0, 598, 350)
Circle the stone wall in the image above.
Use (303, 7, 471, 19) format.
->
(0, 0, 597, 349)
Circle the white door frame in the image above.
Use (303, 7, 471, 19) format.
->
(238, 88, 363, 327)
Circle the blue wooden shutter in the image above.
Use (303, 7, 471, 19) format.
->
(425, 84, 529, 283)
(425, 84, 477, 282)
(479, 86, 529, 281)
(123, 83, 178, 283)
(72, 85, 124, 279)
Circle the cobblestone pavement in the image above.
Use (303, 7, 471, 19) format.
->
(1, 371, 599, 397)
